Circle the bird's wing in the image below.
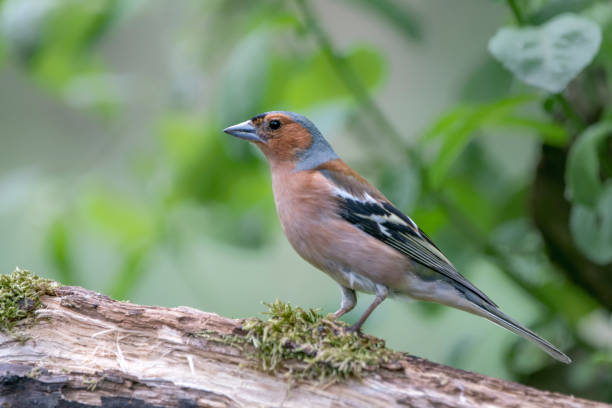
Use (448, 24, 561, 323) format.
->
(318, 165, 497, 308)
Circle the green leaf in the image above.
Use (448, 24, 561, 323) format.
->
(488, 13, 602, 93)
(569, 184, 612, 265)
(422, 95, 537, 188)
(490, 116, 568, 146)
(565, 121, 612, 206)
(285, 46, 385, 109)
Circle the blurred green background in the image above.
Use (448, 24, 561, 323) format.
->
(1, 0, 611, 402)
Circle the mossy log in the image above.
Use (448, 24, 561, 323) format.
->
(0, 285, 608, 408)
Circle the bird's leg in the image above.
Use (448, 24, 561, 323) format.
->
(347, 285, 388, 334)
(332, 286, 357, 319)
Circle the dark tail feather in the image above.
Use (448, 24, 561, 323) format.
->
(476, 303, 571, 364)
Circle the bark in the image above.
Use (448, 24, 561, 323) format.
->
(0, 286, 608, 408)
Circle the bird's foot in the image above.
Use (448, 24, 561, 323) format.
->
(327, 312, 339, 320)
(330, 307, 350, 320)
(323, 315, 346, 335)
(346, 324, 364, 337)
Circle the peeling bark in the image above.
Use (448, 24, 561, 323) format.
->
(0, 286, 607, 408)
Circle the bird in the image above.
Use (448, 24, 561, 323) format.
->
(223, 111, 571, 364)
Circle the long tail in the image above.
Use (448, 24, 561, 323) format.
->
(473, 301, 571, 364)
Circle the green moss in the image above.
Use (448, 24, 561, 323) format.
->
(0, 268, 57, 331)
(240, 300, 404, 384)
(196, 329, 247, 351)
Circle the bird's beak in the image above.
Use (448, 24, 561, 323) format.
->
(223, 120, 262, 143)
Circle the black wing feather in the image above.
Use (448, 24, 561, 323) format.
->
(337, 195, 497, 308)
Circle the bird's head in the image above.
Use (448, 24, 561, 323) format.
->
(224, 111, 338, 171)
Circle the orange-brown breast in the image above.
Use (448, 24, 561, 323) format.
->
(270, 163, 412, 290)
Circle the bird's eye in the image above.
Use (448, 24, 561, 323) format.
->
(269, 119, 281, 130)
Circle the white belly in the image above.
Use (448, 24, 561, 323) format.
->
(333, 267, 379, 294)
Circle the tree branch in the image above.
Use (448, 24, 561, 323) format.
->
(0, 285, 606, 408)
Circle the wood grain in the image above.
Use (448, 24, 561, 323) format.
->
(0, 286, 607, 408)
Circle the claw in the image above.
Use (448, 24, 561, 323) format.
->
(346, 324, 364, 337)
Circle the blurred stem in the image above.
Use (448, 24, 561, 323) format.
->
(295, 0, 557, 313)
(505, 0, 586, 132)
(294, 0, 409, 153)
(552, 94, 586, 132)
(108, 246, 150, 300)
(507, 0, 524, 26)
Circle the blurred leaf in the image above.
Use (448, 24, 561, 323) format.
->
(348, 0, 421, 40)
(108, 245, 150, 300)
(219, 29, 272, 124)
(376, 161, 421, 213)
(204, 206, 275, 248)
(569, 184, 612, 265)
(200, 1, 295, 59)
(409, 204, 448, 236)
(257, 55, 298, 109)
(422, 95, 537, 188)
(159, 114, 276, 247)
(459, 58, 514, 102)
(591, 351, 612, 365)
(159, 113, 208, 165)
(0, 34, 5, 68)
(160, 116, 266, 206)
(584, 2, 612, 68)
(82, 190, 157, 250)
(37, 0, 124, 60)
(1, 0, 129, 112)
(488, 13, 602, 93)
(491, 116, 569, 146)
(0, 0, 56, 60)
(538, 281, 599, 324)
(286, 46, 385, 108)
(528, 0, 599, 25)
(583, 1, 612, 28)
(45, 217, 77, 285)
(565, 121, 612, 206)
(445, 180, 498, 233)
(61, 72, 124, 115)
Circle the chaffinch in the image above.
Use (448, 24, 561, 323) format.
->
(224, 111, 571, 364)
